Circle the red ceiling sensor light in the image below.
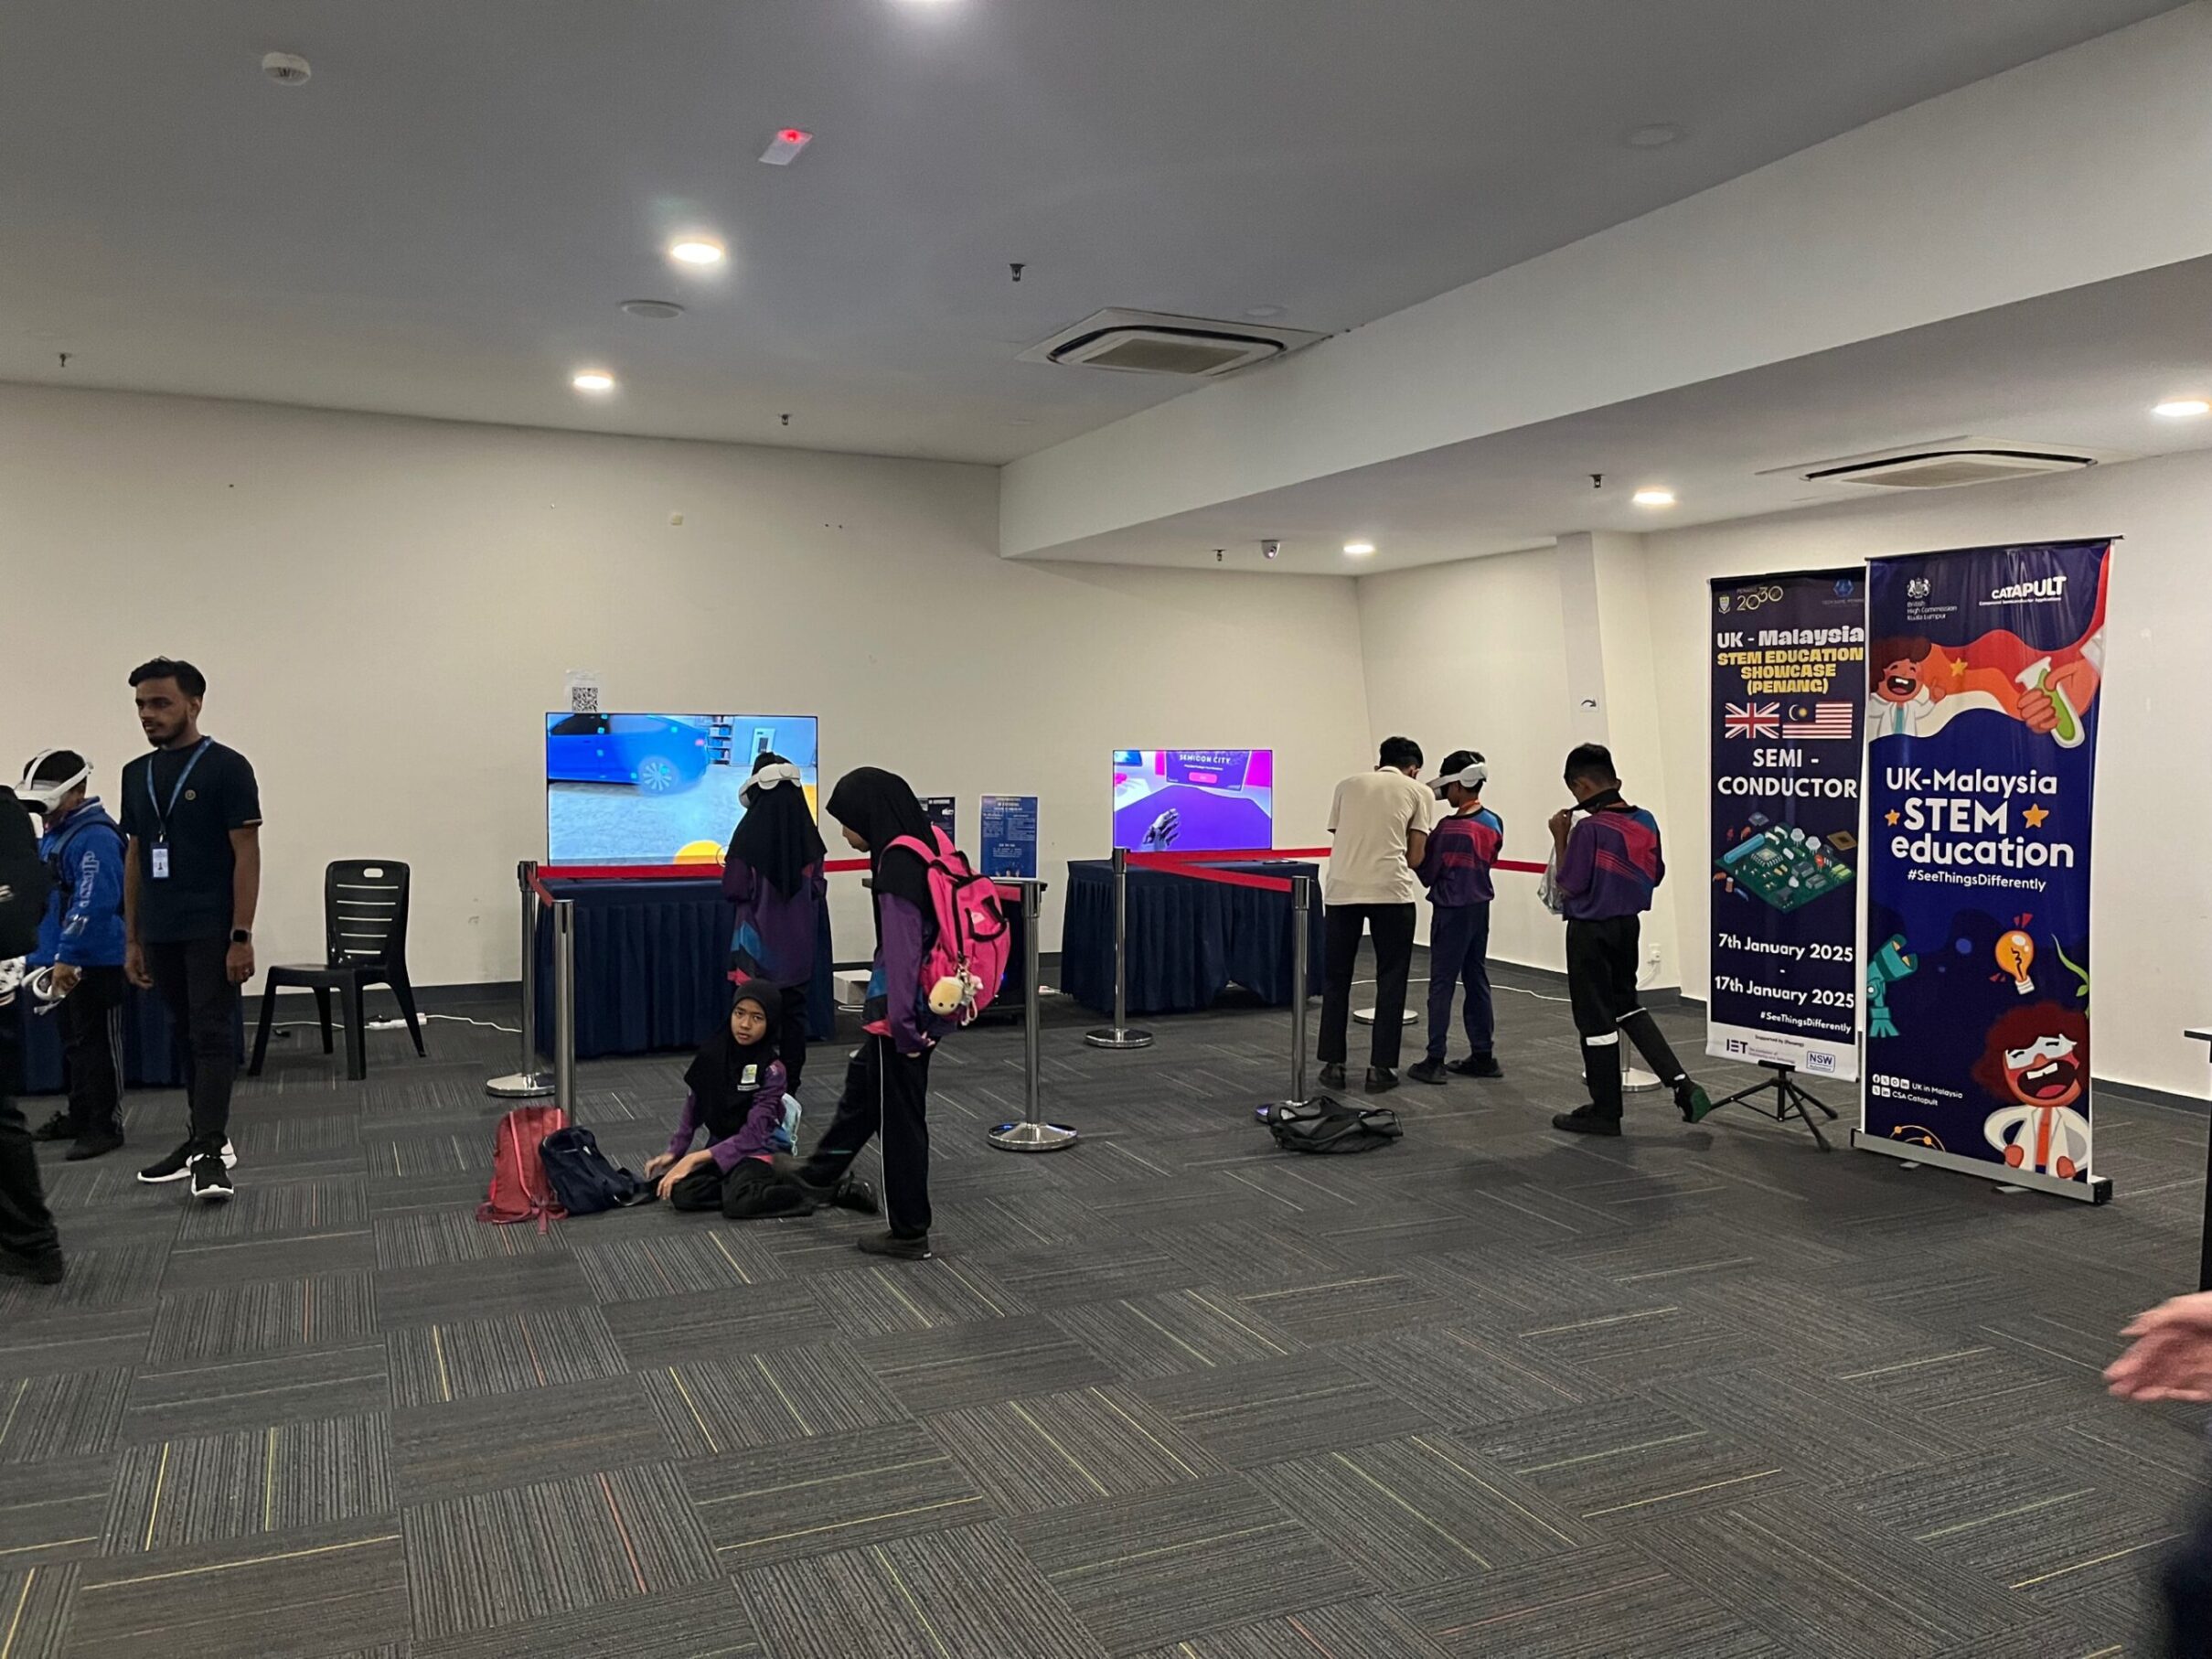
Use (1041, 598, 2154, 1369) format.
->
(761, 128, 814, 166)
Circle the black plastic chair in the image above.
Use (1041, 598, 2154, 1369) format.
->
(250, 861, 425, 1082)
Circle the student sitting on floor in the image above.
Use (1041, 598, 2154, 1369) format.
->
(648, 986, 873, 1220)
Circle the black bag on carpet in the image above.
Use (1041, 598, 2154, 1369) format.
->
(1257, 1102, 1402, 1154)
(538, 1126, 655, 1214)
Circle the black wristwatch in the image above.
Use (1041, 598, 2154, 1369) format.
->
(230, 928, 252, 944)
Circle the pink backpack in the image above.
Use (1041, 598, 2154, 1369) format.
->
(887, 828, 1011, 1027)
(476, 1104, 568, 1230)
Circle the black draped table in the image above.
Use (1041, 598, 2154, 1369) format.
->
(10, 989, 240, 1096)
(1060, 858, 1325, 1016)
(533, 877, 1029, 1061)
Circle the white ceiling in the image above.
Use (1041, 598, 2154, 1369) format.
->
(0, 0, 2182, 464)
(1034, 254, 2212, 574)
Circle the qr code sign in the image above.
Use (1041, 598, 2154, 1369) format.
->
(571, 685, 600, 713)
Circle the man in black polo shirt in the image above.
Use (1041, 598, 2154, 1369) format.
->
(120, 658, 261, 1203)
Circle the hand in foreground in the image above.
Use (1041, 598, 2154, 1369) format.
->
(644, 1151, 674, 1180)
(226, 940, 255, 984)
(50, 962, 80, 997)
(2107, 1292, 2212, 1402)
(1547, 807, 1576, 842)
(656, 1150, 710, 1201)
(1141, 808, 1181, 851)
(125, 942, 153, 990)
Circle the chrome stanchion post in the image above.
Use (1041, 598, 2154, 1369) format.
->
(1287, 873, 1312, 1106)
(992, 880, 1076, 1151)
(552, 898, 578, 1119)
(486, 860, 555, 1097)
(1085, 847, 1153, 1050)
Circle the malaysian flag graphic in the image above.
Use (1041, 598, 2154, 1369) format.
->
(1724, 701, 1779, 740)
(1780, 701, 1854, 740)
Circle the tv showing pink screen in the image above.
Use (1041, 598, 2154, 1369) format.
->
(1112, 749, 1275, 852)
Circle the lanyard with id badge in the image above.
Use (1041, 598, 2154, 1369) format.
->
(147, 739, 212, 881)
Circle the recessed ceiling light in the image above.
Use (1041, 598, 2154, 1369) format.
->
(1343, 541, 1377, 557)
(762, 128, 814, 166)
(668, 239, 725, 267)
(2153, 397, 2210, 418)
(1631, 487, 1675, 507)
(572, 370, 616, 393)
(1245, 305, 1288, 320)
(619, 299, 685, 320)
(1625, 123, 1682, 149)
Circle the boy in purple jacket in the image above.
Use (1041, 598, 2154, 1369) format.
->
(1547, 744, 1714, 1137)
(1409, 750, 1504, 1086)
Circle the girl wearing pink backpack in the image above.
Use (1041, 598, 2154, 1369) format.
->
(791, 768, 950, 1259)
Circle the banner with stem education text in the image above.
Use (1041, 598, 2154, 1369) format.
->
(1707, 571, 1866, 1080)
(1860, 540, 2110, 1193)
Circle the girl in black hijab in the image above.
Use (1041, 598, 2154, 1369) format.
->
(792, 766, 943, 1259)
(721, 751, 828, 1093)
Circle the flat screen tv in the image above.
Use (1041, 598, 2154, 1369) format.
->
(546, 712, 819, 865)
(1111, 749, 1274, 853)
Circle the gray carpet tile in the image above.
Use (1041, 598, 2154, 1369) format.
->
(4, 968, 2201, 1654)
(639, 1342, 909, 1457)
(0, 1368, 132, 1468)
(1127, 1594, 1455, 1659)
(736, 1519, 1107, 1659)
(681, 1420, 990, 1568)
(121, 1345, 392, 1441)
(101, 1412, 393, 1554)
(144, 1271, 378, 1366)
(384, 1304, 627, 1408)
(401, 1462, 721, 1640)
(1395, 1538, 1786, 1659)
(856, 1313, 1118, 1417)
(410, 1574, 762, 1658)
(1136, 1351, 1437, 1469)
(390, 1373, 675, 1504)
(1245, 1433, 1590, 1590)
(924, 1383, 1217, 1515)
(1007, 1474, 1371, 1654)
(65, 1521, 411, 1659)
(1047, 1286, 1303, 1381)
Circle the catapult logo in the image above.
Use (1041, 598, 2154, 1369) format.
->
(1985, 573, 2067, 606)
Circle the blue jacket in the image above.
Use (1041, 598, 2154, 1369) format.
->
(34, 798, 125, 968)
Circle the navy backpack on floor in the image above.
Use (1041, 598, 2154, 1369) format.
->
(537, 1126, 655, 1214)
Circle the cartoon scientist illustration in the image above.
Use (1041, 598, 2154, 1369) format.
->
(1866, 633, 2101, 743)
(1973, 1003, 2091, 1180)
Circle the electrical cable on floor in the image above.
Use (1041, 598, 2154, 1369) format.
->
(264, 1012, 521, 1034)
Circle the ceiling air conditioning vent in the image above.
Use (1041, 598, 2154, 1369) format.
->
(1799, 446, 2096, 490)
(1019, 309, 1327, 378)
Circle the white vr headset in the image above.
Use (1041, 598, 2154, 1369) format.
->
(739, 760, 804, 809)
(1432, 758, 1489, 798)
(16, 750, 91, 815)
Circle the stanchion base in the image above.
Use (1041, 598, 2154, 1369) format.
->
(988, 1120, 1080, 1152)
(1623, 1067, 1661, 1092)
(486, 1072, 556, 1099)
(1352, 1007, 1420, 1026)
(1085, 1028, 1154, 1050)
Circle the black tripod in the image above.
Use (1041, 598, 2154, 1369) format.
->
(1708, 1061, 1837, 1151)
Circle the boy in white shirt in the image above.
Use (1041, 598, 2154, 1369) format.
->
(1317, 738, 1430, 1094)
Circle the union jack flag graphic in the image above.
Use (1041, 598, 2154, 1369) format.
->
(1724, 701, 1780, 740)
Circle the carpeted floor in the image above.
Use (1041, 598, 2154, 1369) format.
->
(2, 956, 2207, 1657)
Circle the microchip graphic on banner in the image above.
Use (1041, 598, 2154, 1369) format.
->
(1707, 570, 1866, 1080)
(1858, 540, 2111, 1201)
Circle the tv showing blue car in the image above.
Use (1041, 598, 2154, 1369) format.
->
(545, 712, 821, 865)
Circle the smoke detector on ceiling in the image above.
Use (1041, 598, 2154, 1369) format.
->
(1019, 309, 1326, 378)
(1769, 438, 2105, 490)
(262, 51, 312, 85)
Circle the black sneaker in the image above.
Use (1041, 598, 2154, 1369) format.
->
(1364, 1066, 1399, 1095)
(67, 1128, 125, 1162)
(32, 1111, 72, 1143)
(1451, 1054, 1505, 1079)
(1552, 1107, 1622, 1137)
(139, 1137, 237, 1184)
(857, 1231, 931, 1261)
(1406, 1058, 1449, 1086)
(1318, 1063, 1346, 1091)
(0, 1250, 67, 1286)
(189, 1153, 235, 1203)
(831, 1178, 880, 1215)
(1675, 1081, 1715, 1123)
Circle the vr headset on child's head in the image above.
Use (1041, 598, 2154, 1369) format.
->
(16, 750, 91, 816)
(1431, 750, 1488, 799)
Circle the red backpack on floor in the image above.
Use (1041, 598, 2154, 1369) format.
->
(477, 1104, 568, 1228)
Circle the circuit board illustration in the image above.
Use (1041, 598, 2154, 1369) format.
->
(1715, 823, 1854, 914)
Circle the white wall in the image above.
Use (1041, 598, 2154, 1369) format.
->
(1354, 544, 1574, 972)
(1641, 451, 2212, 1098)
(0, 383, 1374, 987)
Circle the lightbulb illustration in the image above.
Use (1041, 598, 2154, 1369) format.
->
(1996, 930, 2036, 996)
